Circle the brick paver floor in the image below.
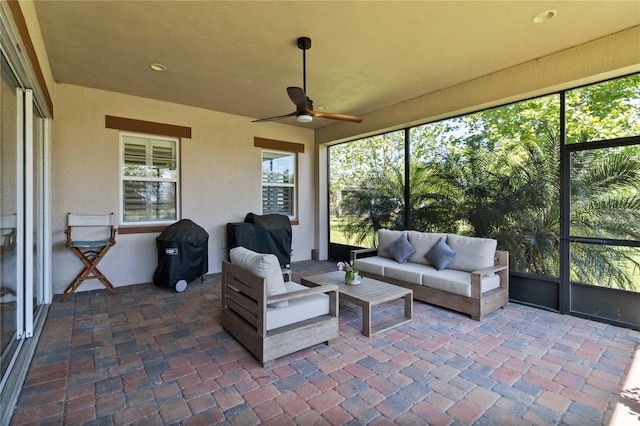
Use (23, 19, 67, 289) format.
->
(9, 260, 640, 425)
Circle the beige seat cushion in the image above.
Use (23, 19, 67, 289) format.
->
(353, 256, 399, 276)
(384, 262, 435, 285)
(266, 281, 330, 331)
(229, 246, 288, 308)
(421, 268, 500, 297)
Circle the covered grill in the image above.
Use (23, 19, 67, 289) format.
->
(153, 219, 209, 292)
(226, 213, 292, 268)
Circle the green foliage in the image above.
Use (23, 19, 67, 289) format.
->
(408, 100, 562, 276)
(566, 74, 640, 142)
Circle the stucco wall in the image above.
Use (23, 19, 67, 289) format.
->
(51, 83, 314, 294)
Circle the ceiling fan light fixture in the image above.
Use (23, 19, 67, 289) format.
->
(297, 112, 313, 123)
(532, 10, 557, 24)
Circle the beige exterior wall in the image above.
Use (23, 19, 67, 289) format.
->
(51, 83, 314, 294)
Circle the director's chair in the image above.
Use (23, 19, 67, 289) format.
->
(63, 213, 117, 302)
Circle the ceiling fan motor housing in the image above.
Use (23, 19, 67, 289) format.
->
(297, 37, 311, 50)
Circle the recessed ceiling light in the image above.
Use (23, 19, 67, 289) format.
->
(150, 63, 167, 72)
(532, 10, 557, 24)
(317, 105, 328, 110)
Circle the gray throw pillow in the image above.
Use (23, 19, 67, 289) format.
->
(425, 237, 456, 270)
(387, 234, 416, 264)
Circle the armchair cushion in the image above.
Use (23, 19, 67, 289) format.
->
(230, 246, 288, 308)
(266, 281, 330, 331)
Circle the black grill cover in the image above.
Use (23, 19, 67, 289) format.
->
(227, 213, 291, 267)
(153, 219, 209, 288)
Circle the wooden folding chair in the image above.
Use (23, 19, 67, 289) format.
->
(64, 213, 117, 302)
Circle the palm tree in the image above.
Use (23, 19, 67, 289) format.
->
(569, 145, 640, 291)
(340, 166, 405, 247)
(414, 122, 561, 276)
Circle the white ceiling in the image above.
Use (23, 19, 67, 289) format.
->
(33, 1, 640, 129)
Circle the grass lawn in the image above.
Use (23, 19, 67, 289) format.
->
(329, 215, 368, 246)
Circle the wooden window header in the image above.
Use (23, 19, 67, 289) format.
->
(118, 225, 167, 235)
(254, 137, 305, 153)
(8, 1, 54, 118)
(106, 115, 192, 139)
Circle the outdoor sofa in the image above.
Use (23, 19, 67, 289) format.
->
(351, 229, 509, 320)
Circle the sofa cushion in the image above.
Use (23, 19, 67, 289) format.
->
(385, 262, 435, 285)
(266, 281, 330, 331)
(229, 246, 288, 308)
(426, 237, 457, 271)
(408, 231, 448, 265)
(377, 229, 408, 259)
(421, 268, 500, 297)
(387, 234, 416, 263)
(353, 256, 398, 276)
(446, 234, 497, 272)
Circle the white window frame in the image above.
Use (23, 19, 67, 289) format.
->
(119, 131, 180, 225)
(261, 149, 297, 218)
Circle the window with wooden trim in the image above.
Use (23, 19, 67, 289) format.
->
(120, 132, 179, 224)
(262, 150, 296, 217)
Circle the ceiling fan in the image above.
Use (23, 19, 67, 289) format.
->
(253, 37, 362, 124)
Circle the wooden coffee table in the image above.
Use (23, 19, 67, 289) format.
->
(301, 271, 412, 337)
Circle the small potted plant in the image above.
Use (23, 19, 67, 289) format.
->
(337, 261, 360, 285)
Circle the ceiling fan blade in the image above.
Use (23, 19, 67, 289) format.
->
(287, 87, 309, 112)
(311, 110, 363, 123)
(252, 111, 297, 122)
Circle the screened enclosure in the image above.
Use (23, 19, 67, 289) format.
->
(329, 73, 640, 329)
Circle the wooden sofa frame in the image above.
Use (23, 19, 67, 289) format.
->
(351, 249, 509, 321)
(221, 260, 339, 366)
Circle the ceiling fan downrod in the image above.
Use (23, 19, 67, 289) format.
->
(297, 36, 312, 108)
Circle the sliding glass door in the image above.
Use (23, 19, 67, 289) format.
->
(0, 50, 19, 383)
(0, 50, 48, 414)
